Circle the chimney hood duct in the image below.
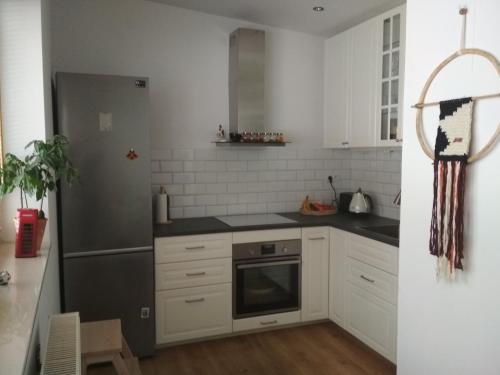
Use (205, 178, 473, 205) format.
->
(229, 28, 265, 135)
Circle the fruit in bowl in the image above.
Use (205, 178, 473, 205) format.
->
(300, 196, 337, 215)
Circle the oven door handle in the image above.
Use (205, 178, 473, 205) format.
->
(236, 259, 301, 270)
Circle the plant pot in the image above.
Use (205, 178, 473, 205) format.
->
(13, 209, 46, 257)
(36, 218, 47, 252)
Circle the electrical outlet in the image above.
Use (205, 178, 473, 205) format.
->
(140, 307, 150, 319)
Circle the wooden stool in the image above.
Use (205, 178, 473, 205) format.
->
(81, 319, 142, 375)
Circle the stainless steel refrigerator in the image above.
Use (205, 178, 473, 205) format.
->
(56, 73, 155, 357)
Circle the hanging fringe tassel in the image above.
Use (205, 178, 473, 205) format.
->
(430, 159, 466, 277)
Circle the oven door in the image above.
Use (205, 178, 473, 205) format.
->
(233, 256, 301, 319)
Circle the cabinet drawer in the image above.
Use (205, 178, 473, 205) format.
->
(155, 233, 232, 264)
(348, 233, 398, 275)
(156, 284, 232, 344)
(344, 282, 397, 363)
(232, 311, 301, 333)
(346, 257, 397, 304)
(156, 258, 232, 291)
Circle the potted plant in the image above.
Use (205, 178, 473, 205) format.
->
(0, 135, 78, 253)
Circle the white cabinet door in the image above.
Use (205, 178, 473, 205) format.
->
(156, 284, 232, 344)
(324, 29, 351, 148)
(376, 5, 406, 147)
(301, 227, 330, 322)
(344, 282, 397, 363)
(329, 228, 348, 327)
(349, 18, 378, 147)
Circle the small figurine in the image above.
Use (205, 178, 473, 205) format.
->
(217, 124, 225, 140)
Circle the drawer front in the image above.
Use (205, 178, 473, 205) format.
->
(346, 257, 397, 304)
(232, 228, 301, 244)
(344, 282, 397, 363)
(232, 311, 301, 333)
(156, 258, 232, 291)
(156, 284, 232, 344)
(155, 233, 232, 264)
(348, 233, 398, 275)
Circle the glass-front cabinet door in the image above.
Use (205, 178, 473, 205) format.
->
(377, 6, 405, 146)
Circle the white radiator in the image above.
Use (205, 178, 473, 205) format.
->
(41, 312, 81, 375)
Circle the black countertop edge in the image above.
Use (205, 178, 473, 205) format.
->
(153, 212, 399, 247)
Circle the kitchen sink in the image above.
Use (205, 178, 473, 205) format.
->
(361, 224, 399, 240)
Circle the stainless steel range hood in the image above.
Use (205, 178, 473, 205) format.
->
(229, 28, 265, 135)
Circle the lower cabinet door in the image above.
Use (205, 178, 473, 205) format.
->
(233, 311, 301, 333)
(156, 283, 232, 344)
(344, 282, 397, 363)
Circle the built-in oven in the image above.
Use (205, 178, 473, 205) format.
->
(233, 239, 301, 319)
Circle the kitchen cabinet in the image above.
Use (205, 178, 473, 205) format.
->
(156, 284, 232, 344)
(301, 227, 330, 322)
(324, 29, 351, 148)
(155, 232, 232, 345)
(329, 228, 348, 327)
(324, 5, 405, 148)
(233, 311, 301, 333)
(376, 6, 406, 146)
(328, 228, 399, 363)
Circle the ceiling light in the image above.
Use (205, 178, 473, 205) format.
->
(313, 6, 325, 12)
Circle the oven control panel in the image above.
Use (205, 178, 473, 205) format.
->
(233, 239, 301, 260)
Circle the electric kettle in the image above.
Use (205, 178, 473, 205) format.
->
(349, 188, 372, 214)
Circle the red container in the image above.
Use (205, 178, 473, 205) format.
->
(14, 209, 39, 258)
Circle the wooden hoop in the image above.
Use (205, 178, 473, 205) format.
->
(415, 48, 500, 163)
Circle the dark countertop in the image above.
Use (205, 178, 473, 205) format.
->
(154, 212, 399, 247)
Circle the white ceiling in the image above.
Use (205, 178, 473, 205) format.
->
(147, 0, 405, 37)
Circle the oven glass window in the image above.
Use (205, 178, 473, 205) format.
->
(235, 260, 300, 318)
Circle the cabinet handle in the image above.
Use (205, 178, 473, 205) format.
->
(185, 245, 205, 250)
(360, 275, 375, 283)
(309, 236, 326, 240)
(396, 138, 403, 143)
(341, 141, 349, 146)
(260, 320, 278, 326)
(185, 297, 205, 303)
(185, 272, 206, 277)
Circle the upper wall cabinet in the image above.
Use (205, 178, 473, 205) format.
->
(377, 6, 406, 146)
(324, 5, 406, 148)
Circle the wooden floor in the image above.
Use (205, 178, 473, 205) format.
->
(87, 322, 396, 375)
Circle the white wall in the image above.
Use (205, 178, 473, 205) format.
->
(0, 0, 48, 241)
(49, 0, 325, 150)
(398, 0, 500, 374)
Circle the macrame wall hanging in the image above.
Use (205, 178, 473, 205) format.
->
(413, 8, 500, 277)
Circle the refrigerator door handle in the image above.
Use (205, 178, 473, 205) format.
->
(64, 246, 153, 258)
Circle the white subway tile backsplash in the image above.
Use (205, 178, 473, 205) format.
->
(151, 173, 172, 184)
(227, 204, 247, 215)
(160, 161, 183, 172)
(206, 205, 227, 216)
(194, 149, 217, 161)
(227, 183, 247, 193)
(205, 183, 227, 194)
(173, 173, 195, 184)
(268, 160, 287, 170)
(226, 160, 247, 171)
(217, 172, 238, 183)
(184, 206, 206, 218)
(195, 172, 217, 184)
(154, 147, 401, 220)
(205, 160, 227, 172)
(184, 161, 205, 172)
(195, 195, 217, 206)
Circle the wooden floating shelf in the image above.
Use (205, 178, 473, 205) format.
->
(212, 141, 290, 147)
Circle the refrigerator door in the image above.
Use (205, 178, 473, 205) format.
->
(64, 251, 155, 357)
(57, 73, 153, 255)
